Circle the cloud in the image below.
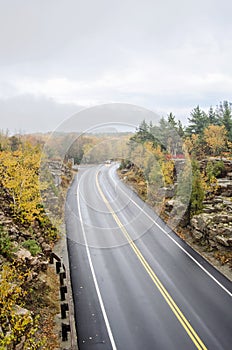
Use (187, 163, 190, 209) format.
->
(0, 95, 82, 133)
(0, 0, 232, 132)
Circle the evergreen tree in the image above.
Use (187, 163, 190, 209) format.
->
(208, 106, 219, 125)
(132, 120, 160, 147)
(219, 101, 232, 141)
(177, 120, 185, 138)
(186, 105, 209, 136)
(168, 112, 177, 129)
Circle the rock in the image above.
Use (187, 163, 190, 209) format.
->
(15, 336, 26, 350)
(41, 242, 52, 253)
(214, 203, 224, 211)
(190, 214, 211, 232)
(191, 229, 203, 241)
(13, 247, 32, 260)
(216, 180, 232, 196)
(209, 239, 218, 249)
(30, 257, 40, 266)
(215, 235, 230, 247)
(213, 214, 232, 224)
(13, 305, 31, 316)
(39, 260, 49, 271)
(38, 237, 45, 244)
(164, 185, 176, 198)
(213, 198, 223, 204)
(202, 206, 217, 213)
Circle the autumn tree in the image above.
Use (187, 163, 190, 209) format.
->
(204, 125, 228, 156)
(0, 143, 43, 222)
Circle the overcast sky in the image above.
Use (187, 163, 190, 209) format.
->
(0, 0, 232, 133)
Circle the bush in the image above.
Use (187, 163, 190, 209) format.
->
(190, 160, 205, 216)
(22, 239, 41, 256)
(0, 225, 15, 258)
(206, 160, 225, 180)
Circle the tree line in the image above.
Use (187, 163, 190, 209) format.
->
(122, 100, 232, 218)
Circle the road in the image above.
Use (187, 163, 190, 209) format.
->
(65, 163, 232, 350)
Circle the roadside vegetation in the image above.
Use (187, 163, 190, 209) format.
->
(118, 101, 232, 273)
(0, 134, 72, 349)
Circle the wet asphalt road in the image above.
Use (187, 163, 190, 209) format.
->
(66, 164, 232, 350)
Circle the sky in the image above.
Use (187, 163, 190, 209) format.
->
(0, 0, 232, 133)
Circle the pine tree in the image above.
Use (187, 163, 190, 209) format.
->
(219, 101, 232, 141)
(186, 105, 209, 136)
(208, 106, 219, 125)
(177, 120, 185, 138)
(168, 112, 177, 129)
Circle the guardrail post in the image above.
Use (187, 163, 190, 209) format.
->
(62, 323, 71, 341)
(60, 285, 67, 301)
(61, 303, 69, 319)
(56, 261, 61, 274)
(59, 271, 66, 286)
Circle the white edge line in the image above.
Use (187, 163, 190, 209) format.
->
(109, 165, 232, 298)
(77, 176, 117, 350)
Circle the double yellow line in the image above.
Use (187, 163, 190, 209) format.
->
(96, 170, 207, 350)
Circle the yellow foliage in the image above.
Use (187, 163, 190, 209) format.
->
(162, 160, 175, 185)
(204, 125, 228, 155)
(0, 144, 43, 222)
(0, 264, 45, 349)
(184, 134, 199, 154)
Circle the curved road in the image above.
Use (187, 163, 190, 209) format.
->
(65, 163, 232, 350)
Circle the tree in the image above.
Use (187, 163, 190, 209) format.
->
(132, 120, 159, 146)
(208, 106, 219, 125)
(217, 101, 232, 141)
(168, 112, 177, 129)
(10, 135, 22, 151)
(204, 125, 228, 156)
(186, 105, 209, 136)
(190, 160, 205, 216)
(0, 144, 42, 222)
(177, 120, 185, 138)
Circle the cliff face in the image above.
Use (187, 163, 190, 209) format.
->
(189, 160, 232, 259)
(119, 158, 232, 277)
(164, 159, 232, 271)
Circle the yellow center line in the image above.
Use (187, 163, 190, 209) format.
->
(96, 170, 207, 350)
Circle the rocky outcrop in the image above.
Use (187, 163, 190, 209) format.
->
(189, 159, 232, 252)
(190, 208, 232, 250)
(163, 159, 232, 254)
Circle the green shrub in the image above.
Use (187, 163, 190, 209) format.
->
(0, 225, 15, 258)
(22, 239, 41, 256)
(190, 160, 205, 216)
(206, 160, 225, 180)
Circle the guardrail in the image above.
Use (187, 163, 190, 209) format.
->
(49, 252, 78, 349)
